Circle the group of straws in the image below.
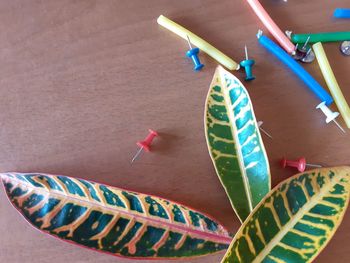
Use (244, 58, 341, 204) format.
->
(132, 3, 350, 174)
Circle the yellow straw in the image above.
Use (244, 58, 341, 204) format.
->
(313, 42, 350, 128)
(157, 15, 240, 70)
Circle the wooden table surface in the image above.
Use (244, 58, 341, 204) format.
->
(0, 1, 349, 262)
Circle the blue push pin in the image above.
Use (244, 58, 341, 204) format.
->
(186, 35, 204, 71)
(240, 45, 255, 81)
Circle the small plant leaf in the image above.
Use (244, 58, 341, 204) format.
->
(205, 65, 271, 222)
(1, 172, 232, 259)
(222, 167, 350, 263)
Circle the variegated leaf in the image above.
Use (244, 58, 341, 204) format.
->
(0, 172, 232, 259)
(205, 65, 270, 222)
(222, 167, 350, 263)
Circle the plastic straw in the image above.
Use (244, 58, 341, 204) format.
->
(246, 0, 295, 54)
(313, 42, 350, 128)
(257, 32, 333, 105)
(157, 15, 240, 70)
(334, 8, 350, 19)
(290, 31, 350, 44)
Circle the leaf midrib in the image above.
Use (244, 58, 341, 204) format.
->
(220, 70, 254, 215)
(2, 174, 232, 244)
(252, 174, 346, 262)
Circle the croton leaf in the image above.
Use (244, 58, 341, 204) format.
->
(205, 65, 271, 222)
(222, 167, 350, 263)
(0, 172, 232, 259)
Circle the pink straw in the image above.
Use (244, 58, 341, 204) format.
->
(246, 0, 295, 54)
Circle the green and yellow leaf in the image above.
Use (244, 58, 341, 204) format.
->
(205, 65, 271, 222)
(222, 166, 350, 263)
(0, 172, 232, 259)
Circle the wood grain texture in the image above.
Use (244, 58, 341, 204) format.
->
(0, 0, 349, 262)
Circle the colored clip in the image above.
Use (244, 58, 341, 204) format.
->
(257, 121, 272, 139)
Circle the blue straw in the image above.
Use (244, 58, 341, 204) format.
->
(257, 33, 333, 105)
(334, 8, 350, 19)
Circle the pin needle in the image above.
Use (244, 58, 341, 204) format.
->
(334, 119, 346, 134)
(186, 35, 193, 50)
(131, 147, 143, 164)
(258, 121, 273, 139)
(302, 36, 311, 51)
(245, 45, 249, 60)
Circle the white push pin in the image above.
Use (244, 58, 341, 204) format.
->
(316, 102, 346, 133)
(257, 121, 273, 139)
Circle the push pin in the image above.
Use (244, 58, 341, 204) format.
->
(301, 46, 315, 63)
(293, 36, 315, 63)
(240, 45, 255, 81)
(280, 157, 322, 173)
(293, 44, 304, 61)
(257, 121, 272, 139)
(340, 41, 350, 56)
(185, 35, 204, 71)
(131, 129, 158, 164)
(316, 101, 346, 133)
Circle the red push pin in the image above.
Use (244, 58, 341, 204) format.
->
(280, 157, 322, 172)
(131, 129, 158, 163)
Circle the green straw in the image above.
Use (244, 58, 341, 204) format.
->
(287, 31, 350, 44)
